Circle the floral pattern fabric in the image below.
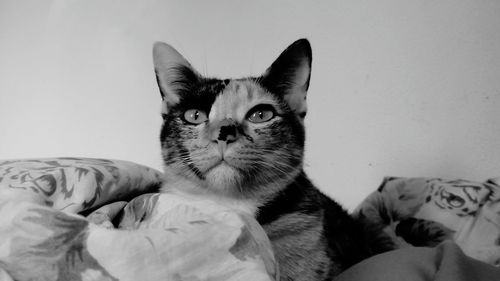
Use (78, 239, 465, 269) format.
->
(355, 177, 500, 266)
(0, 157, 162, 213)
(0, 158, 277, 281)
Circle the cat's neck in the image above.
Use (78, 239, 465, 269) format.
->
(160, 171, 262, 216)
(257, 170, 323, 225)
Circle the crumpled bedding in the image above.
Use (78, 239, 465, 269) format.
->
(336, 241, 500, 281)
(0, 158, 277, 281)
(355, 176, 500, 267)
(2, 158, 499, 281)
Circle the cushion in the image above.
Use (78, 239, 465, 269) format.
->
(355, 177, 500, 266)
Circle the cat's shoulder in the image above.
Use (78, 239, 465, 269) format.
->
(256, 171, 329, 225)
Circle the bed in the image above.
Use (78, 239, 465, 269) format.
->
(0, 158, 499, 280)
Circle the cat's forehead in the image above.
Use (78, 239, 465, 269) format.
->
(217, 80, 277, 108)
(209, 79, 279, 121)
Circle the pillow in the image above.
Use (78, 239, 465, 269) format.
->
(355, 177, 500, 266)
(0, 157, 163, 213)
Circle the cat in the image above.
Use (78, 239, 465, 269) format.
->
(153, 39, 394, 280)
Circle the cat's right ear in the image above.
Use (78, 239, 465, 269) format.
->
(153, 42, 200, 112)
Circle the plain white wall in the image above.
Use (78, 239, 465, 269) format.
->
(1, 0, 499, 209)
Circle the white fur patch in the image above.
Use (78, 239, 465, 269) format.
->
(160, 176, 260, 216)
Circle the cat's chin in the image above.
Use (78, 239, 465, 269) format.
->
(204, 162, 243, 194)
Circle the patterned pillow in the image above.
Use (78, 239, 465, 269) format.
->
(355, 177, 500, 266)
(0, 157, 163, 213)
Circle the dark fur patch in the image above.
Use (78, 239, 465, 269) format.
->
(395, 218, 453, 247)
(168, 77, 227, 115)
(257, 171, 322, 225)
(258, 172, 395, 277)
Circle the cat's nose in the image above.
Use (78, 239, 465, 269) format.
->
(211, 118, 239, 145)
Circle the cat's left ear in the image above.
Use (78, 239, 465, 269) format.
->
(261, 39, 312, 118)
(153, 42, 201, 112)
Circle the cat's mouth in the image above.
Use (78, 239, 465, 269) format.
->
(204, 158, 233, 173)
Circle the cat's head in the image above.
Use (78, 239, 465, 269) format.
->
(153, 39, 312, 199)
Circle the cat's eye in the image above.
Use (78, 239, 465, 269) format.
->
(183, 109, 208, 124)
(247, 105, 275, 123)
